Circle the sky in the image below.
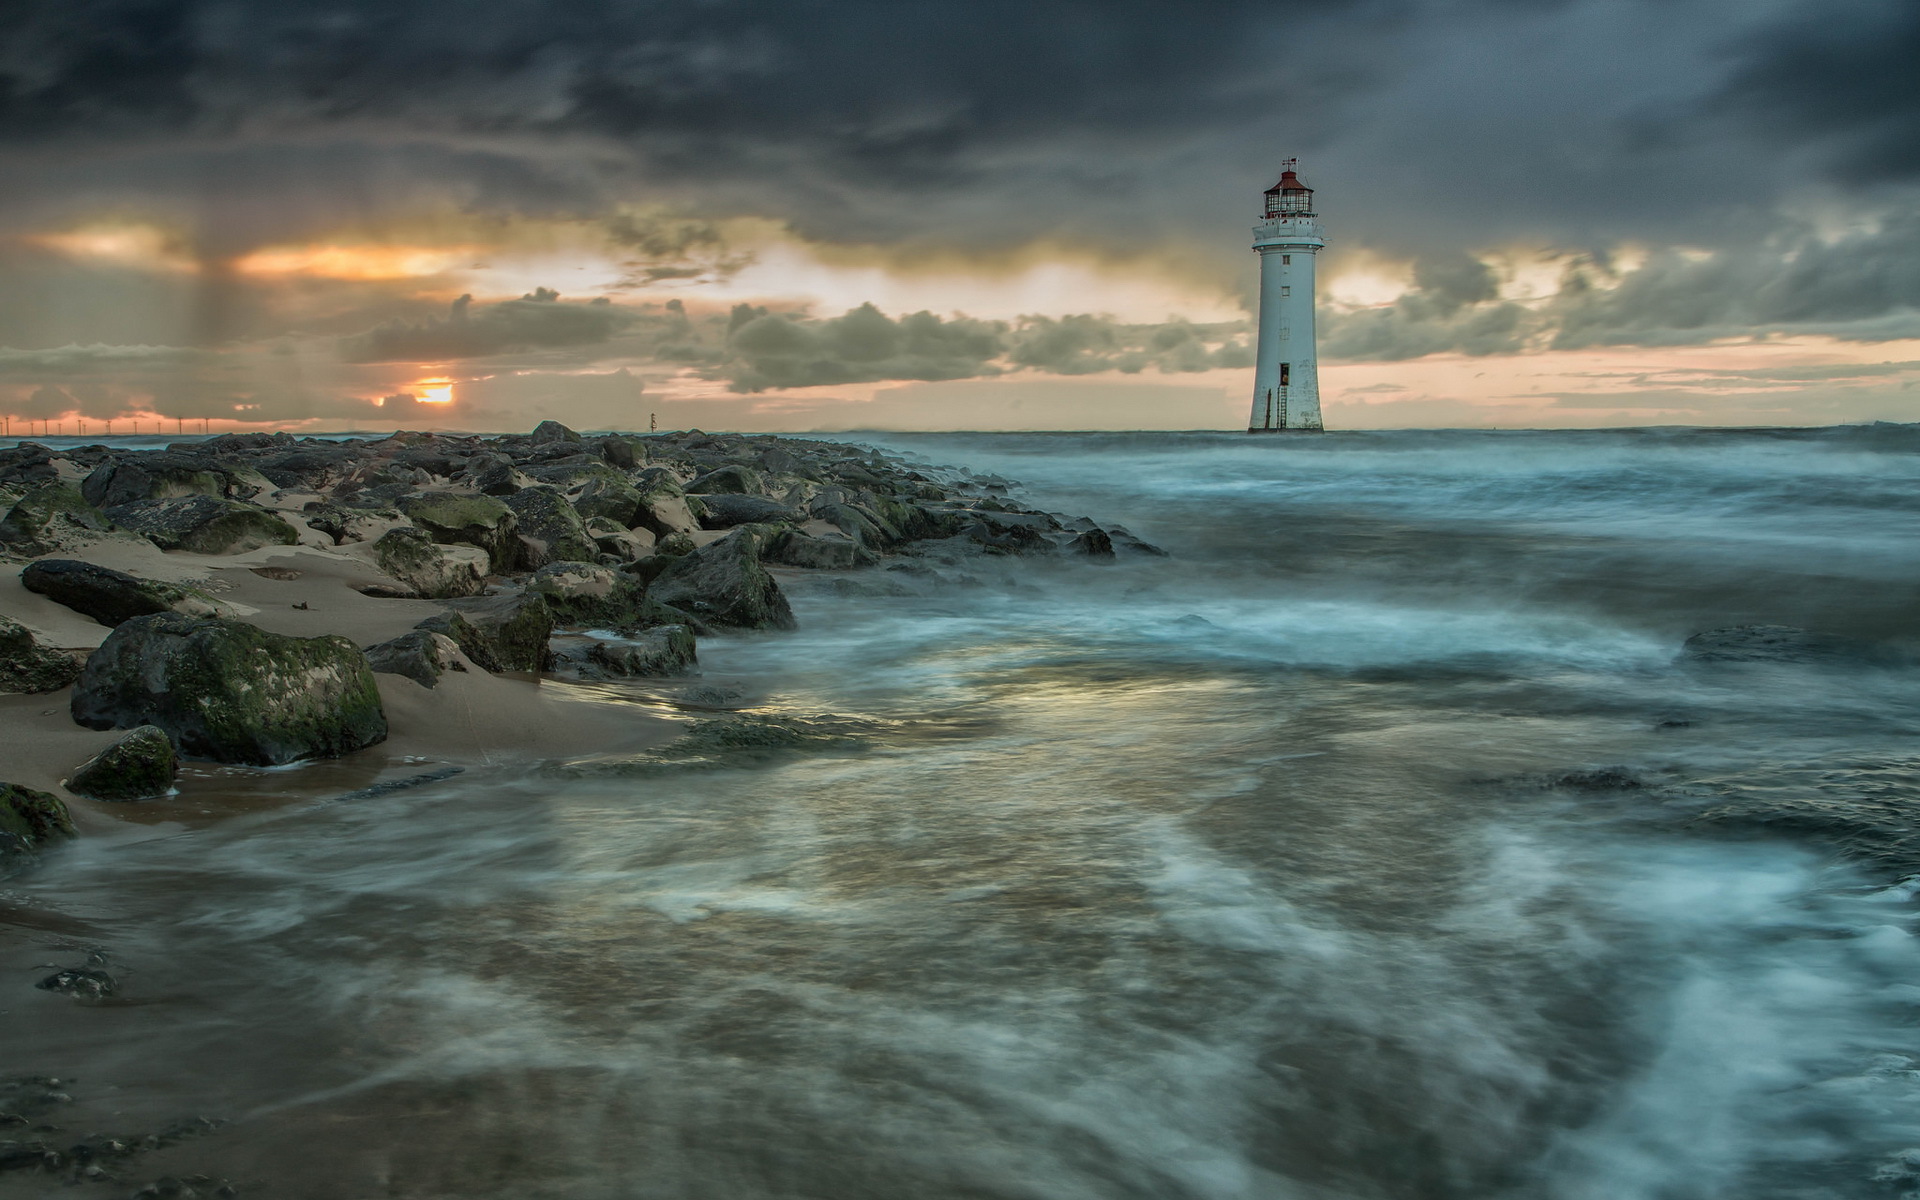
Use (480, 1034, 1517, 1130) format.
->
(1, 0, 1917, 433)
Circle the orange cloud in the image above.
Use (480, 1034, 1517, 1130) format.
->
(233, 243, 484, 281)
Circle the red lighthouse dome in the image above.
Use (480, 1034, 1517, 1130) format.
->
(1264, 160, 1315, 218)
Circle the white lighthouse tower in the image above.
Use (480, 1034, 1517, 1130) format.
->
(1247, 161, 1325, 432)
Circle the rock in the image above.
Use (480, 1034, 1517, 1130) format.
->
(597, 435, 646, 470)
(363, 630, 470, 688)
(302, 502, 405, 545)
(465, 453, 533, 497)
(0, 482, 113, 552)
(553, 626, 697, 679)
(634, 481, 702, 539)
(414, 610, 504, 674)
(503, 485, 598, 570)
(80, 452, 234, 508)
(528, 561, 693, 631)
(585, 518, 656, 562)
(697, 493, 798, 529)
(765, 529, 879, 570)
(0, 782, 74, 857)
(104, 495, 300, 555)
(369, 527, 488, 598)
(531, 419, 584, 445)
(1070, 528, 1115, 557)
(66, 725, 177, 801)
(398, 492, 519, 572)
(810, 501, 896, 549)
(0, 615, 82, 694)
(36, 966, 115, 999)
(70, 613, 388, 765)
(442, 592, 556, 673)
(1681, 625, 1876, 664)
(688, 464, 764, 495)
(649, 525, 797, 630)
(963, 509, 1056, 553)
(20, 559, 222, 627)
(571, 473, 647, 527)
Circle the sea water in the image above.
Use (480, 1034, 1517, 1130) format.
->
(7, 426, 1920, 1198)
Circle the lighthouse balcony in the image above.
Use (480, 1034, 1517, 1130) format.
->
(1252, 218, 1324, 248)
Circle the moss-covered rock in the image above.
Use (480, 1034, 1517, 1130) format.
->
(529, 561, 693, 631)
(571, 473, 647, 527)
(66, 725, 177, 801)
(370, 527, 488, 598)
(765, 529, 880, 570)
(20, 558, 223, 627)
(597, 435, 646, 470)
(648, 524, 797, 630)
(631, 477, 702, 539)
(398, 492, 519, 572)
(363, 630, 469, 688)
(81, 452, 232, 508)
(302, 502, 405, 546)
(104, 495, 300, 554)
(442, 591, 555, 673)
(0, 482, 114, 553)
(531, 419, 583, 444)
(414, 610, 504, 673)
(0, 615, 82, 694)
(503, 485, 598, 570)
(70, 613, 388, 765)
(688, 464, 764, 495)
(0, 782, 74, 857)
(551, 625, 697, 679)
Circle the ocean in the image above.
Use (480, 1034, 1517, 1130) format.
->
(8, 425, 1920, 1198)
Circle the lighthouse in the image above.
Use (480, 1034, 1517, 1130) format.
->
(1247, 161, 1325, 432)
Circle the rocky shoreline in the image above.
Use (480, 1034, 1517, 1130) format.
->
(0, 423, 1160, 862)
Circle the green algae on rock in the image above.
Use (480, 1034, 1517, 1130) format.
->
(66, 725, 178, 801)
(398, 492, 519, 572)
(104, 495, 300, 554)
(648, 524, 797, 630)
(370, 526, 488, 598)
(0, 781, 75, 856)
(70, 613, 388, 765)
(0, 614, 82, 695)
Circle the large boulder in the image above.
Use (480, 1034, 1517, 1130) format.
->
(528, 561, 692, 631)
(303, 502, 405, 546)
(551, 626, 697, 679)
(597, 435, 646, 470)
(572, 473, 647, 527)
(0, 782, 74, 857)
(104, 495, 300, 554)
(765, 529, 879, 570)
(442, 592, 556, 673)
(66, 725, 177, 801)
(363, 630, 471, 688)
(463, 453, 532, 497)
(81, 452, 235, 508)
(0, 482, 114, 553)
(632, 478, 702, 539)
(697, 494, 798, 530)
(503, 485, 598, 570)
(0, 615, 82, 694)
(398, 492, 519, 573)
(648, 525, 797, 630)
(370, 527, 488, 598)
(584, 518, 656, 563)
(811, 501, 897, 549)
(70, 614, 388, 765)
(21, 559, 222, 627)
(688, 465, 764, 495)
(414, 610, 504, 674)
(531, 420, 583, 445)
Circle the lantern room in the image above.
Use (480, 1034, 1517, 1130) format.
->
(1264, 160, 1314, 218)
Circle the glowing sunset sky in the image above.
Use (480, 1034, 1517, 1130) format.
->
(1, 0, 1916, 432)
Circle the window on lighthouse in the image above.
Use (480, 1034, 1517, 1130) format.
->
(1281, 287, 1291, 296)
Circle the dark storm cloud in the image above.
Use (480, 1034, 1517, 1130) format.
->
(1321, 214, 1920, 361)
(342, 288, 632, 362)
(1706, 0, 1920, 183)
